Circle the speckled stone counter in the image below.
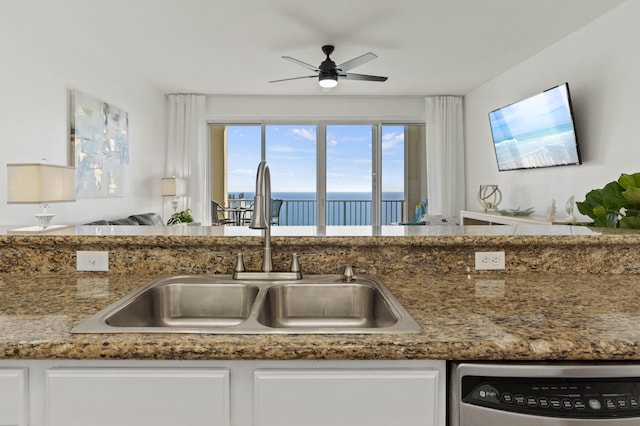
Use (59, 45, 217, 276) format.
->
(1, 225, 640, 275)
(1, 225, 640, 361)
(1, 271, 640, 361)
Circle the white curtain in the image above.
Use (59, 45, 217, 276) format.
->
(166, 94, 210, 224)
(425, 96, 465, 217)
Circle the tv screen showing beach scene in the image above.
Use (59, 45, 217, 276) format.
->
(488, 83, 581, 171)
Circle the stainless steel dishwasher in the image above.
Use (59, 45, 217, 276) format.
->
(450, 362, 640, 425)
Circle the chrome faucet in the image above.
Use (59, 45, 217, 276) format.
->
(228, 161, 306, 280)
(249, 161, 273, 272)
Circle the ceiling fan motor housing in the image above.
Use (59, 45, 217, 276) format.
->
(321, 45, 335, 56)
(320, 45, 338, 75)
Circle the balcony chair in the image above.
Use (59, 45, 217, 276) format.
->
(271, 199, 283, 225)
(211, 200, 235, 226)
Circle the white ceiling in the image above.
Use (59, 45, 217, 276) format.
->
(19, 0, 627, 96)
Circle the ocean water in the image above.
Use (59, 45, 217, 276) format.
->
(228, 192, 404, 225)
(229, 192, 404, 200)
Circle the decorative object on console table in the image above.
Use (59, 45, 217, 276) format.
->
(565, 195, 576, 223)
(161, 176, 187, 214)
(6, 162, 75, 233)
(546, 199, 556, 221)
(496, 207, 534, 216)
(70, 90, 129, 199)
(414, 199, 428, 222)
(477, 185, 502, 211)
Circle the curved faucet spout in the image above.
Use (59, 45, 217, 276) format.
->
(249, 161, 272, 272)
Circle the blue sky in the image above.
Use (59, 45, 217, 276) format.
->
(227, 124, 404, 193)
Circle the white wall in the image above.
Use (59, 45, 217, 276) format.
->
(206, 95, 426, 122)
(464, 0, 637, 219)
(0, 2, 166, 226)
(9, 0, 629, 228)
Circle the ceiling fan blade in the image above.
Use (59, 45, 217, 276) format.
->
(268, 75, 318, 83)
(337, 52, 377, 72)
(282, 56, 320, 72)
(340, 72, 388, 82)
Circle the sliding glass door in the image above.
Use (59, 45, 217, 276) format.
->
(265, 125, 317, 225)
(381, 125, 406, 225)
(210, 122, 423, 226)
(326, 124, 373, 225)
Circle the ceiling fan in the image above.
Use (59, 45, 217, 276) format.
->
(269, 45, 388, 89)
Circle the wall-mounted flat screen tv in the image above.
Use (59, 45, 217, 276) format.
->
(488, 82, 582, 171)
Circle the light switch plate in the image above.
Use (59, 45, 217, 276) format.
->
(76, 251, 109, 272)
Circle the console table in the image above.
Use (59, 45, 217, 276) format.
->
(460, 210, 580, 226)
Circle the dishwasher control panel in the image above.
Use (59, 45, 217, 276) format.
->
(462, 376, 640, 418)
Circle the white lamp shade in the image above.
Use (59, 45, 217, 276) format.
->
(161, 177, 187, 196)
(7, 163, 76, 203)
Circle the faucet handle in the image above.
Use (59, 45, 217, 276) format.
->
(289, 252, 318, 273)
(340, 264, 355, 282)
(233, 253, 246, 273)
(214, 252, 246, 273)
(290, 253, 301, 273)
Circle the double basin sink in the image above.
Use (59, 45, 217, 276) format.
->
(72, 274, 422, 334)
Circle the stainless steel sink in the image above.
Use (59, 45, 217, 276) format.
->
(106, 281, 259, 328)
(257, 283, 398, 329)
(72, 274, 422, 334)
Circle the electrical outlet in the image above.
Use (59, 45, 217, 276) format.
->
(76, 251, 109, 272)
(475, 251, 505, 270)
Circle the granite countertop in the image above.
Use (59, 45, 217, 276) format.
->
(1, 271, 640, 361)
(0, 224, 618, 240)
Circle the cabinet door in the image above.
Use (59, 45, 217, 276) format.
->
(46, 368, 229, 426)
(0, 369, 27, 426)
(254, 369, 440, 426)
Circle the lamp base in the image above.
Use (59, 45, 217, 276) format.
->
(35, 213, 55, 230)
(7, 212, 71, 234)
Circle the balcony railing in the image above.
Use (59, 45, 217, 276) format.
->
(279, 199, 404, 226)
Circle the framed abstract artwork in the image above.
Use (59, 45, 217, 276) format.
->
(69, 90, 129, 198)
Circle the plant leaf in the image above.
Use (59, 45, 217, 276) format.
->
(594, 213, 618, 228)
(620, 216, 640, 229)
(577, 189, 605, 218)
(592, 205, 607, 217)
(624, 208, 640, 217)
(579, 173, 640, 227)
(601, 182, 626, 206)
(622, 187, 640, 206)
(618, 173, 640, 190)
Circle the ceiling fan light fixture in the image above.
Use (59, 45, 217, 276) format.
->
(318, 74, 338, 88)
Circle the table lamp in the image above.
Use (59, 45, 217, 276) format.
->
(6, 163, 76, 232)
(161, 177, 186, 213)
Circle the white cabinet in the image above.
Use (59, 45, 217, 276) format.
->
(0, 359, 444, 426)
(254, 368, 441, 426)
(0, 368, 27, 426)
(46, 368, 229, 426)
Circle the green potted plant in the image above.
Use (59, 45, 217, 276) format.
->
(576, 173, 640, 229)
(167, 209, 194, 226)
